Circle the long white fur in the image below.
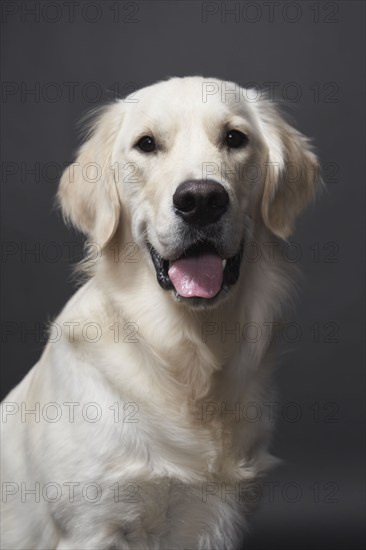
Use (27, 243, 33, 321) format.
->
(1, 77, 318, 549)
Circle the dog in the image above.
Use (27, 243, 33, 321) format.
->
(1, 76, 319, 549)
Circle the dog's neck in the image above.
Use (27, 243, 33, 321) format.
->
(88, 226, 290, 407)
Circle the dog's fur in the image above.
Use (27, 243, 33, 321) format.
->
(1, 77, 319, 549)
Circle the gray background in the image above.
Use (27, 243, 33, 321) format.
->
(1, 1, 365, 548)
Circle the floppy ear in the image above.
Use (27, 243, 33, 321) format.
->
(257, 102, 319, 240)
(58, 104, 123, 247)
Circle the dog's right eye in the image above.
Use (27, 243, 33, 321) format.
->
(136, 136, 156, 153)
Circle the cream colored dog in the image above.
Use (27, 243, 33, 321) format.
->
(1, 77, 318, 549)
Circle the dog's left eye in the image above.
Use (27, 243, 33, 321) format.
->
(136, 135, 156, 153)
(225, 130, 249, 149)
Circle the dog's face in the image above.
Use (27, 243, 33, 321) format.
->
(116, 78, 264, 305)
(59, 77, 318, 307)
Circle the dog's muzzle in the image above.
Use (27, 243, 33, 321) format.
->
(148, 180, 243, 302)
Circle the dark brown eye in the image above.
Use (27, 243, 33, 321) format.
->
(136, 135, 156, 153)
(225, 130, 249, 149)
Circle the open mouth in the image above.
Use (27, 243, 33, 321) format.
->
(147, 240, 243, 301)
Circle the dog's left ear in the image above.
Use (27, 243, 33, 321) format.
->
(58, 104, 124, 247)
(257, 101, 319, 239)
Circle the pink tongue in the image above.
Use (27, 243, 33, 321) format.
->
(168, 253, 223, 299)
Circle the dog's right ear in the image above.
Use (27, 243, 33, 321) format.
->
(58, 104, 124, 247)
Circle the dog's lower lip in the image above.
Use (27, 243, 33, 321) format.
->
(147, 241, 243, 299)
(147, 243, 173, 290)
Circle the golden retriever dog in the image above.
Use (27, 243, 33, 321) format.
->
(1, 76, 319, 549)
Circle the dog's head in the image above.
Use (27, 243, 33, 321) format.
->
(59, 77, 319, 307)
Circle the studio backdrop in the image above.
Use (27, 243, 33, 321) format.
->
(1, 1, 365, 549)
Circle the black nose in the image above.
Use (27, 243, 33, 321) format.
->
(173, 180, 229, 226)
